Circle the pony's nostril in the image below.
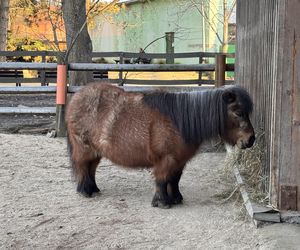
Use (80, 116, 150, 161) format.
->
(247, 135, 255, 148)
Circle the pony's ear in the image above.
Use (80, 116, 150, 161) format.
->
(222, 91, 236, 104)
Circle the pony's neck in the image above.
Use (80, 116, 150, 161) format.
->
(183, 90, 225, 145)
(143, 89, 226, 146)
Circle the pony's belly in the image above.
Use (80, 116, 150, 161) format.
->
(99, 143, 152, 168)
(105, 153, 152, 168)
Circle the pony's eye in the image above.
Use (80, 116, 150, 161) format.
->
(236, 112, 243, 117)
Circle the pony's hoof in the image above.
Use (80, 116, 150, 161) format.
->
(171, 193, 183, 205)
(151, 200, 171, 209)
(78, 189, 101, 198)
(77, 181, 101, 198)
(151, 194, 171, 209)
(172, 198, 183, 205)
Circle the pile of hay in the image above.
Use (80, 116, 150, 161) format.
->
(220, 131, 268, 205)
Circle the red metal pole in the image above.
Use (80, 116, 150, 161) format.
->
(56, 64, 67, 137)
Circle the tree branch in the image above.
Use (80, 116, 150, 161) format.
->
(226, 0, 236, 22)
(46, 3, 61, 52)
(190, 0, 224, 45)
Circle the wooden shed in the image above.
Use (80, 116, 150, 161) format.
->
(236, 0, 300, 211)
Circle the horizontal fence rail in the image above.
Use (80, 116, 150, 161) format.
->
(0, 50, 235, 86)
(0, 62, 57, 70)
(0, 86, 57, 94)
(0, 107, 56, 114)
(68, 63, 216, 71)
(0, 51, 235, 59)
(0, 62, 221, 71)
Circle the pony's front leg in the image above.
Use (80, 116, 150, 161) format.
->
(168, 170, 183, 205)
(152, 180, 172, 209)
(151, 156, 181, 209)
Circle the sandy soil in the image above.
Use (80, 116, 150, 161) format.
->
(0, 94, 56, 134)
(1, 133, 299, 249)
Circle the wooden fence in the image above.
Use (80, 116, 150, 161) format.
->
(0, 51, 234, 86)
(236, 0, 300, 211)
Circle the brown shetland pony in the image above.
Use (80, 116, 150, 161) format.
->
(66, 83, 255, 208)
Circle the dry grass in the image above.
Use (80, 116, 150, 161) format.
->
(217, 131, 268, 206)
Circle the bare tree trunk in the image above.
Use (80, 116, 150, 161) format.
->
(62, 0, 93, 86)
(0, 0, 9, 61)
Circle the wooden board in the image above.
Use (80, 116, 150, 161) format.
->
(0, 107, 56, 114)
(236, 0, 300, 211)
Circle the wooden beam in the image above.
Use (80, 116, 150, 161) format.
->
(280, 185, 298, 211)
(117, 79, 215, 85)
(67, 85, 214, 94)
(0, 107, 56, 114)
(0, 62, 57, 70)
(0, 87, 57, 94)
(68, 63, 216, 72)
(275, 0, 300, 211)
(234, 166, 280, 224)
(0, 50, 234, 59)
(215, 54, 226, 87)
(0, 62, 234, 73)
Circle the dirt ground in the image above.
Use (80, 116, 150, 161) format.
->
(1, 133, 300, 249)
(0, 94, 56, 134)
(0, 94, 300, 249)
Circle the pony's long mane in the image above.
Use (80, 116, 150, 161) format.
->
(143, 87, 253, 146)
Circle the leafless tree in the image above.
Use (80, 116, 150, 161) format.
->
(175, 0, 236, 52)
(0, 0, 9, 61)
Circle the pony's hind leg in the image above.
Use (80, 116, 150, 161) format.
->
(76, 157, 101, 197)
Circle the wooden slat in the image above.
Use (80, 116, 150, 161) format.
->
(67, 85, 213, 94)
(0, 106, 56, 114)
(0, 62, 57, 70)
(0, 62, 235, 73)
(68, 63, 216, 72)
(0, 51, 61, 57)
(118, 79, 215, 85)
(234, 166, 280, 223)
(280, 185, 297, 211)
(0, 78, 54, 83)
(0, 50, 235, 59)
(278, 0, 300, 210)
(0, 86, 57, 94)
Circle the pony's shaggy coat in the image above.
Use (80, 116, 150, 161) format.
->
(66, 83, 255, 208)
(143, 87, 253, 145)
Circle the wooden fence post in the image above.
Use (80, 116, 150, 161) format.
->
(165, 32, 174, 64)
(56, 64, 67, 137)
(41, 52, 46, 86)
(198, 55, 203, 86)
(118, 52, 124, 86)
(215, 54, 226, 87)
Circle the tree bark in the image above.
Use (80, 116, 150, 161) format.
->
(0, 0, 9, 61)
(62, 0, 93, 86)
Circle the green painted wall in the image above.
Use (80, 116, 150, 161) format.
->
(89, 0, 234, 63)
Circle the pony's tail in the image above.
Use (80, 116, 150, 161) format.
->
(66, 132, 76, 178)
(66, 132, 72, 158)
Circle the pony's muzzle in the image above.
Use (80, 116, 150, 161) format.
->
(244, 135, 255, 148)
